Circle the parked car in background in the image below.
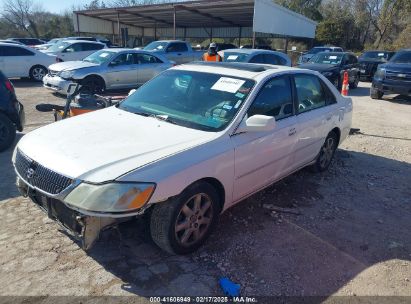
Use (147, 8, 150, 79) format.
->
(207, 43, 237, 52)
(222, 49, 291, 66)
(64, 36, 97, 42)
(0, 40, 24, 45)
(358, 50, 396, 81)
(241, 44, 273, 50)
(43, 49, 174, 94)
(42, 40, 106, 62)
(298, 52, 360, 89)
(298, 46, 343, 64)
(0, 43, 55, 81)
(371, 49, 411, 99)
(7, 38, 46, 47)
(0, 71, 24, 152)
(143, 40, 203, 64)
(14, 62, 352, 254)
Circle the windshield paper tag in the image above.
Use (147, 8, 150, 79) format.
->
(227, 55, 238, 60)
(100, 53, 110, 57)
(211, 77, 246, 93)
(329, 55, 337, 59)
(234, 100, 242, 108)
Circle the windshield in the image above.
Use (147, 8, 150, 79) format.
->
(47, 41, 71, 52)
(360, 51, 391, 61)
(83, 50, 116, 64)
(389, 51, 411, 64)
(144, 41, 168, 51)
(119, 70, 255, 132)
(223, 52, 251, 62)
(309, 53, 343, 64)
(48, 38, 61, 44)
(308, 47, 332, 54)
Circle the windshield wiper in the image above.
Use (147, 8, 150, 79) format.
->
(149, 114, 178, 125)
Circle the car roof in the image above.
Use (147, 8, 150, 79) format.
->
(62, 40, 105, 45)
(173, 62, 305, 80)
(222, 48, 284, 55)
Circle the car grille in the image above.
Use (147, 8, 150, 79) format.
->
(385, 71, 411, 82)
(359, 62, 375, 74)
(15, 149, 73, 195)
(48, 69, 58, 77)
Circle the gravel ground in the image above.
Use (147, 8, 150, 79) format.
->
(0, 80, 410, 300)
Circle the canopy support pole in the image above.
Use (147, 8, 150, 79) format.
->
(117, 12, 121, 46)
(173, 6, 176, 39)
(252, 31, 256, 48)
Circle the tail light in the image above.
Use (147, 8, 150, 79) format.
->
(5, 79, 14, 94)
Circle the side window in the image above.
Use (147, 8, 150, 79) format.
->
(263, 54, 279, 65)
(249, 54, 265, 64)
(64, 43, 83, 53)
(83, 43, 104, 51)
(2, 46, 34, 56)
(110, 53, 134, 66)
(294, 74, 327, 113)
(247, 76, 293, 120)
(167, 43, 188, 52)
(135, 53, 163, 64)
(320, 79, 337, 105)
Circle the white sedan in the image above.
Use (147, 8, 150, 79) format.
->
(13, 62, 352, 254)
(0, 43, 56, 81)
(42, 40, 106, 62)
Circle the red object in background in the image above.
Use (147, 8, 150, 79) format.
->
(4, 79, 14, 94)
(341, 71, 349, 96)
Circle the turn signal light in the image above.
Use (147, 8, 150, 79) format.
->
(5, 79, 14, 93)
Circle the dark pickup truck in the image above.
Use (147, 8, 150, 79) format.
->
(358, 50, 395, 81)
(371, 49, 411, 99)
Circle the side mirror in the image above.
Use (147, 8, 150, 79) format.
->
(236, 115, 276, 133)
(109, 61, 119, 67)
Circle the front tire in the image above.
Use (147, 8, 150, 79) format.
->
(81, 76, 105, 94)
(0, 112, 16, 152)
(29, 65, 47, 81)
(311, 131, 338, 173)
(370, 87, 383, 99)
(150, 182, 220, 254)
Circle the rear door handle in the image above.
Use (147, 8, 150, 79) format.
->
(289, 128, 296, 136)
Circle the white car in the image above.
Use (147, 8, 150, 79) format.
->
(13, 62, 352, 254)
(0, 43, 56, 81)
(42, 40, 106, 62)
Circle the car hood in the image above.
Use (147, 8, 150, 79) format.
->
(16, 107, 219, 183)
(378, 63, 411, 72)
(298, 63, 339, 72)
(48, 61, 99, 72)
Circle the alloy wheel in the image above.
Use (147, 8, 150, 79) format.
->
(32, 67, 46, 81)
(319, 137, 335, 168)
(174, 193, 214, 247)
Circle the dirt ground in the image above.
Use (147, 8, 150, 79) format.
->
(0, 80, 410, 302)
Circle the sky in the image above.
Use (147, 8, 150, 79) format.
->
(30, 0, 90, 14)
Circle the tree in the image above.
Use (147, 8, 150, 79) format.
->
(1, 0, 41, 37)
(276, 0, 323, 21)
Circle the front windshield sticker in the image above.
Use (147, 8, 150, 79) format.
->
(378, 53, 384, 56)
(235, 92, 245, 98)
(329, 55, 337, 59)
(157, 45, 163, 49)
(100, 53, 110, 57)
(227, 55, 239, 60)
(211, 77, 246, 93)
(223, 104, 233, 110)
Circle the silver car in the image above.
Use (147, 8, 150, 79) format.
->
(221, 48, 292, 66)
(43, 49, 174, 94)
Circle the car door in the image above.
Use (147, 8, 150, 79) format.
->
(165, 42, 188, 63)
(60, 42, 83, 61)
(134, 53, 166, 85)
(81, 43, 105, 59)
(292, 73, 340, 168)
(0, 45, 34, 77)
(231, 75, 298, 203)
(105, 52, 138, 89)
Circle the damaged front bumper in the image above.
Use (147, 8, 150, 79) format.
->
(16, 177, 122, 250)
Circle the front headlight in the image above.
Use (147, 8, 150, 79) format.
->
(64, 182, 155, 213)
(59, 70, 74, 79)
(321, 71, 334, 77)
(374, 68, 386, 80)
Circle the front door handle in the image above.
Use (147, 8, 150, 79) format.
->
(289, 128, 296, 136)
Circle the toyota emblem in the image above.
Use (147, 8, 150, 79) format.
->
(26, 168, 35, 179)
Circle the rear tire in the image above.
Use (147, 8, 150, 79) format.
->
(0, 112, 16, 152)
(150, 182, 220, 254)
(350, 74, 359, 89)
(81, 76, 105, 94)
(310, 131, 338, 173)
(29, 65, 47, 81)
(370, 87, 383, 99)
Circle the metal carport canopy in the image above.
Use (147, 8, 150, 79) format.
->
(73, 0, 317, 39)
